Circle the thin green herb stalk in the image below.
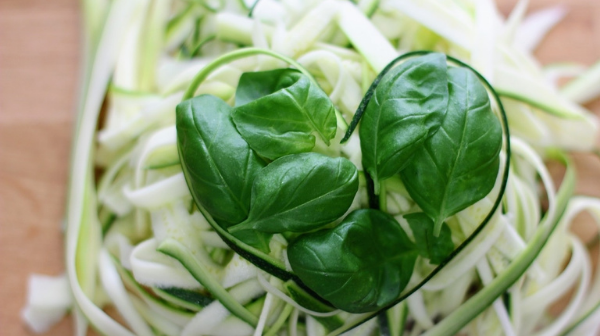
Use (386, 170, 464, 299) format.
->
(379, 182, 388, 213)
(157, 238, 259, 327)
(421, 149, 575, 336)
(182, 48, 316, 100)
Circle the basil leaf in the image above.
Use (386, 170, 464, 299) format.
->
(288, 209, 417, 313)
(228, 152, 358, 234)
(359, 53, 449, 193)
(401, 67, 502, 236)
(404, 212, 454, 265)
(234, 69, 293, 107)
(176, 95, 272, 251)
(232, 69, 337, 160)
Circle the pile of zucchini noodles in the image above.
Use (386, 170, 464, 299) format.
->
(22, 0, 600, 335)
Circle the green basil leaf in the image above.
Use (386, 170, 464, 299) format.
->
(401, 67, 502, 236)
(359, 53, 449, 193)
(234, 69, 293, 107)
(404, 212, 454, 265)
(232, 69, 337, 160)
(228, 152, 358, 234)
(288, 209, 417, 313)
(176, 94, 272, 251)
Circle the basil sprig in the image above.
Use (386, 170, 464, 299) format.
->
(401, 67, 502, 236)
(177, 70, 353, 255)
(176, 52, 505, 316)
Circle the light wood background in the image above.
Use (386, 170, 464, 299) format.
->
(1, 0, 599, 335)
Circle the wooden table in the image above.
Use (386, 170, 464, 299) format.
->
(1, 0, 599, 335)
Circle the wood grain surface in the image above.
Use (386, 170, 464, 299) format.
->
(1, 0, 599, 335)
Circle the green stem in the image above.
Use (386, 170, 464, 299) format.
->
(157, 238, 259, 327)
(182, 47, 316, 100)
(432, 218, 444, 238)
(379, 182, 387, 213)
(227, 220, 250, 234)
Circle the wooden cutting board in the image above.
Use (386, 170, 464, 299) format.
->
(1, 0, 599, 335)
